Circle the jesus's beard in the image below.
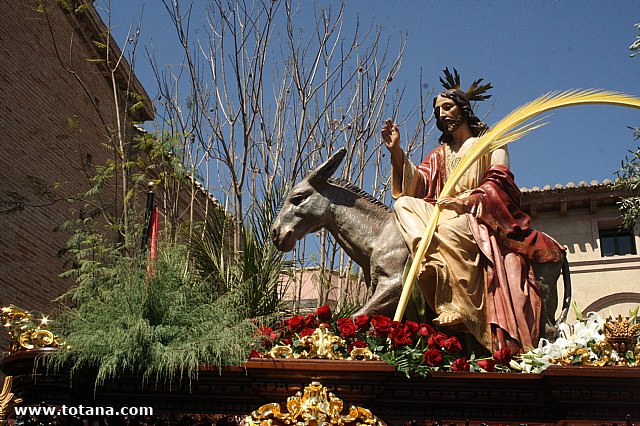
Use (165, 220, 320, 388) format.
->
(443, 116, 464, 134)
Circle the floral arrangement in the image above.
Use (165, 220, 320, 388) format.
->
(250, 305, 512, 376)
(511, 309, 640, 373)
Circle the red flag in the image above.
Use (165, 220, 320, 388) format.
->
(146, 207, 159, 278)
(148, 206, 158, 260)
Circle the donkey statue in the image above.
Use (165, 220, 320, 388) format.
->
(271, 148, 571, 340)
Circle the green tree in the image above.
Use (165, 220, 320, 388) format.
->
(617, 23, 640, 230)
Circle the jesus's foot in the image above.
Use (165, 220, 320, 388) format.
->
(433, 311, 463, 326)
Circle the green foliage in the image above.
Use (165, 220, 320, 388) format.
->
(57, 215, 124, 293)
(47, 243, 259, 386)
(92, 40, 108, 50)
(189, 184, 290, 318)
(52, 0, 86, 15)
(618, 25, 640, 229)
(135, 131, 190, 188)
(616, 127, 640, 230)
(0, 175, 63, 214)
(0, 191, 28, 214)
(127, 92, 146, 115)
(630, 23, 640, 57)
(66, 114, 81, 130)
(51, 176, 289, 386)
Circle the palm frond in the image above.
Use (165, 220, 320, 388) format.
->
(448, 90, 640, 196)
(394, 90, 640, 321)
(466, 78, 493, 102)
(439, 67, 461, 91)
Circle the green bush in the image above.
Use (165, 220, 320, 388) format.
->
(47, 244, 260, 386)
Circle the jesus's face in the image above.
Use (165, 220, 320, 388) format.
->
(434, 95, 465, 134)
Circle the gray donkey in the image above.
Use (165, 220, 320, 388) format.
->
(271, 148, 571, 338)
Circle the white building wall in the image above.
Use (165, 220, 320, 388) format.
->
(530, 204, 640, 322)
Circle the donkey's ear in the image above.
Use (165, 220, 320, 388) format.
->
(307, 148, 346, 183)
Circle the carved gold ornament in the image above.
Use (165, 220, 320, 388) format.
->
(347, 347, 378, 361)
(0, 376, 23, 425)
(266, 325, 380, 361)
(1, 306, 62, 354)
(604, 315, 640, 353)
(299, 326, 345, 359)
(244, 381, 382, 426)
(557, 346, 610, 367)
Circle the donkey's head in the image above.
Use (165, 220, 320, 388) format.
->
(271, 148, 346, 252)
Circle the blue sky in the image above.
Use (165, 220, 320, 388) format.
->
(100, 1, 640, 189)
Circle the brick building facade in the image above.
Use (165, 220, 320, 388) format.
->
(0, 1, 154, 313)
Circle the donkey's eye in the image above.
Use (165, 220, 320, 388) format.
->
(290, 195, 306, 206)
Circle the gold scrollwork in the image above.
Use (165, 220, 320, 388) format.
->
(299, 326, 345, 360)
(0, 376, 23, 425)
(1, 305, 62, 354)
(244, 381, 382, 426)
(264, 326, 380, 361)
(586, 341, 611, 367)
(348, 347, 380, 361)
(558, 342, 614, 367)
(268, 345, 294, 359)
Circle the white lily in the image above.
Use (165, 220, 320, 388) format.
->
(513, 311, 620, 373)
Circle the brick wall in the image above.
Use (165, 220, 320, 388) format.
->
(0, 2, 147, 315)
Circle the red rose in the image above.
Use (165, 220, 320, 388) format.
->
(423, 349, 444, 366)
(277, 327, 294, 341)
(442, 336, 462, 353)
(300, 328, 315, 337)
(304, 314, 319, 329)
(403, 320, 419, 336)
(390, 327, 413, 348)
(388, 320, 403, 338)
(451, 357, 470, 372)
(417, 323, 435, 338)
(315, 305, 332, 322)
(337, 318, 358, 337)
(276, 320, 288, 334)
(250, 350, 263, 358)
(493, 347, 512, 365)
(257, 326, 278, 348)
(286, 315, 305, 333)
(428, 332, 448, 349)
(348, 339, 368, 352)
(476, 359, 496, 372)
(371, 315, 392, 337)
(354, 315, 370, 331)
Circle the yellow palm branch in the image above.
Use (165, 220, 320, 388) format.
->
(394, 89, 640, 322)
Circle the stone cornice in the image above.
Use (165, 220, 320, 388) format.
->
(520, 181, 631, 217)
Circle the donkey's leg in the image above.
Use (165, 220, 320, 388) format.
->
(353, 230, 410, 318)
(353, 274, 402, 318)
(533, 260, 562, 340)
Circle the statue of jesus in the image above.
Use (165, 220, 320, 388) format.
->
(383, 71, 565, 352)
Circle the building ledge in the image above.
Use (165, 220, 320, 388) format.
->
(567, 254, 640, 274)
